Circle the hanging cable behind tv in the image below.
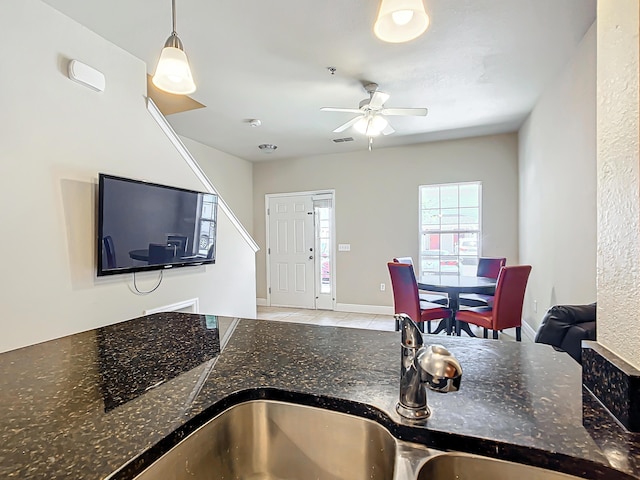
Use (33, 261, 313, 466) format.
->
(132, 271, 163, 295)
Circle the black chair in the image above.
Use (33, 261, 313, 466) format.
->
(167, 234, 188, 255)
(103, 235, 116, 269)
(534, 303, 596, 364)
(148, 243, 175, 265)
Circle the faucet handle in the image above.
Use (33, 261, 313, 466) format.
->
(418, 344, 462, 393)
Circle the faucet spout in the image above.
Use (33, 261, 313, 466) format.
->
(395, 314, 462, 421)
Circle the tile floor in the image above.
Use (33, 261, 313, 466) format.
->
(255, 306, 528, 342)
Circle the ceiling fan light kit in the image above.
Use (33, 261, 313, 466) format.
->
(374, 0, 430, 43)
(354, 115, 388, 137)
(152, 0, 196, 95)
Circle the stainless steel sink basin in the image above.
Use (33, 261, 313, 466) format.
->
(126, 400, 603, 480)
(417, 452, 584, 480)
(133, 400, 397, 480)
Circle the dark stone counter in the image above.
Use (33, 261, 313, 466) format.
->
(0, 314, 638, 479)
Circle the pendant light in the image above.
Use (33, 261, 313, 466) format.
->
(374, 0, 430, 44)
(152, 0, 196, 95)
(354, 114, 388, 137)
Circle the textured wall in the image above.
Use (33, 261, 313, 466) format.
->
(596, 0, 640, 368)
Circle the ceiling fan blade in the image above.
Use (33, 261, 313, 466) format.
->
(382, 123, 395, 135)
(332, 116, 362, 133)
(380, 107, 428, 116)
(368, 91, 390, 109)
(321, 107, 363, 114)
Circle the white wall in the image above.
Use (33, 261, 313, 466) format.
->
(518, 23, 597, 330)
(596, 0, 640, 368)
(253, 134, 519, 308)
(0, 0, 256, 353)
(180, 136, 254, 234)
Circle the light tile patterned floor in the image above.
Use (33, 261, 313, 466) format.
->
(256, 306, 396, 332)
(255, 306, 529, 342)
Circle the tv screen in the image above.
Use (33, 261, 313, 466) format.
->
(97, 174, 218, 276)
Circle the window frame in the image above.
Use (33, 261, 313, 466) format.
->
(418, 181, 482, 276)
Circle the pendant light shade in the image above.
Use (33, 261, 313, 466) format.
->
(152, 0, 196, 95)
(374, 0, 430, 43)
(354, 115, 388, 137)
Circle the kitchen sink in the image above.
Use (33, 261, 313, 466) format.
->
(125, 400, 606, 480)
(133, 400, 397, 480)
(417, 452, 584, 480)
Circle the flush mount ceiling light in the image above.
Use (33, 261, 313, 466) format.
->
(152, 0, 196, 95)
(374, 0, 430, 43)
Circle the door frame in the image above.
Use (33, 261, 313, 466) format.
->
(265, 190, 336, 310)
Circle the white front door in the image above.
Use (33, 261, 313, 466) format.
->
(267, 194, 315, 308)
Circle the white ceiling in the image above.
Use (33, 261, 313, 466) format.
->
(43, 0, 595, 162)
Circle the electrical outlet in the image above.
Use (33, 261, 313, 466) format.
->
(533, 300, 538, 313)
(380, 283, 385, 291)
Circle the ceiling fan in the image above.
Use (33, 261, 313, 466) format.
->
(321, 82, 428, 145)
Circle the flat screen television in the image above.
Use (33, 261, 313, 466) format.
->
(97, 173, 218, 276)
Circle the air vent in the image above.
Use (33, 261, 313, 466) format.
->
(333, 137, 354, 143)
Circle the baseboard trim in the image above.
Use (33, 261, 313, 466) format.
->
(335, 303, 394, 315)
(521, 319, 536, 342)
(256, 298, 267, 306)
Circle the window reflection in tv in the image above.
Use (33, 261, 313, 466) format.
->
(97, 174, 218, 276)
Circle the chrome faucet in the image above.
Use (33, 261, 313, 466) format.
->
(396, 314, 462, 421)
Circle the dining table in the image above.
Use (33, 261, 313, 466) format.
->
(417, 274, 497, 336)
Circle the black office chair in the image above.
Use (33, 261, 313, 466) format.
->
(103, 235, 116, 269)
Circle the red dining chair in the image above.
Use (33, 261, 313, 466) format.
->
(393, 257, 448, 306)
(388, 262, 452, 333)
(459, 257, 507, 308)
(455, 265, 531, 341)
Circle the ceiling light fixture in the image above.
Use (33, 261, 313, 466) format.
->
(152, 0, 196, 95)
(374, 0, 430, 43)
(354, 114, 388, 137)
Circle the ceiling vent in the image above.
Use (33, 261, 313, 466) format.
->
(333, 137, 354, 143)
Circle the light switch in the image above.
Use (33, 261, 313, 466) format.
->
(338, 244, 351, 252)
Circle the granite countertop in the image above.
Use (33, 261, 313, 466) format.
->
(1, 313, 639, 479)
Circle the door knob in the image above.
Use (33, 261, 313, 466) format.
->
(309, 255, 314, 260)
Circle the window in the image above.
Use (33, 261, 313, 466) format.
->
(419, 182, 481, 276)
